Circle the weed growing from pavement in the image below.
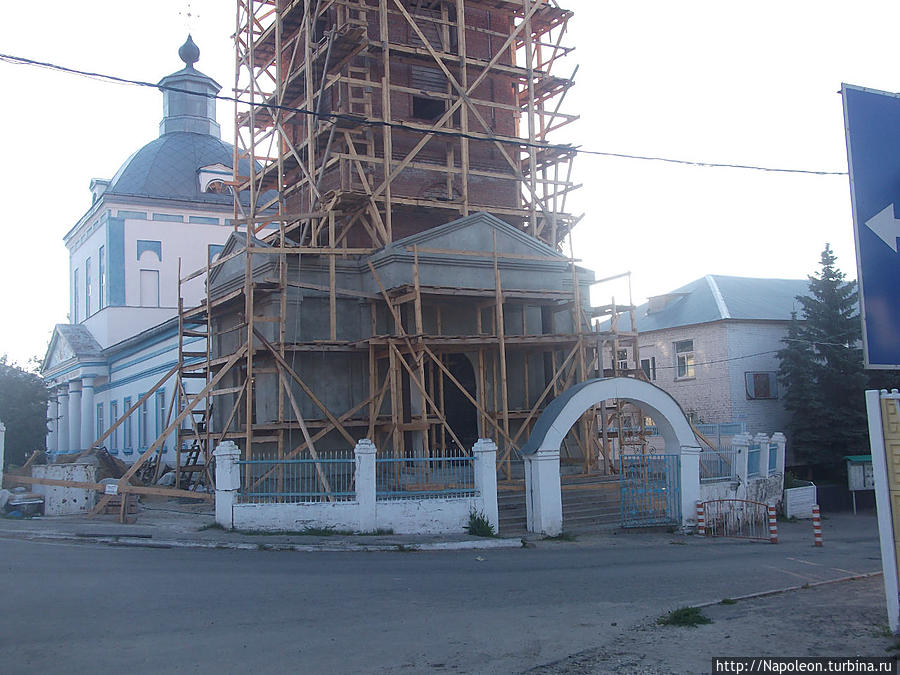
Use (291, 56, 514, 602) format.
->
(720, 598, 737, 605)
(466, 510, 496, 537)
(357, 529, 394, 536)
(543, 531, 577, 541)
(657, 606, 712, 627)
(394, 544, 418, 552)
(198, 522, 224, 531)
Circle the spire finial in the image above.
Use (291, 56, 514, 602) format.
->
(178, 34, 200, 67)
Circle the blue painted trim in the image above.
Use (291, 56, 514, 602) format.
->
(117, 210, 147, 220)
(106, 325, 180, 363)
(106, 218, 126, 306)
(123, 396, 133, 451)
(190, 216, 220, 225)
(137, 240, 162, 261)
(43, 361, 107, 381)
(96, 359, 190, 394)
(152, 213, 184, 223)
(108, 336, 202, 375)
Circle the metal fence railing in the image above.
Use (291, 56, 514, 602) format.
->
(701, 499, 771, 541)
(699, 450, 738, 482)
(237, 450, 356, 504)
(376, 453, 475, 501)
(747, 443, 761, 477)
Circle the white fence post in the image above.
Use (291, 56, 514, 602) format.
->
(680, 445, 701, 526)
(771, 432, 786, 476)
(732, 433, 751, 484)
(472, 438, 499, 533)
(213, 441, 241, 530)
(524, 448, 562, 536)
(354, 439, 377, 533)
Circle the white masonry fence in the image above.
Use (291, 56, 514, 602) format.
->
(214, 438, 499, 535)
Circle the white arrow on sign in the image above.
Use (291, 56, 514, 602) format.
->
(866, 204, 900, 252)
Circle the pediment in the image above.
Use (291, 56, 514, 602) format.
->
(384, 212, 565, 261)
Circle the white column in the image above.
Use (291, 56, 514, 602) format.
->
(68, 380, 82, 453)
(354, 439, 377, 533)
(732, 433, 751, 485)
(214, 441, 242, 529)
(80, 375, 97, 450)
(47, 396, 59, 453)
(57, 385, 69, 454)
(472, 438, 499, 533)
(680, 445, 702, 527)
(524, 448, 562, 536)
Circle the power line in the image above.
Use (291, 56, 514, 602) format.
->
(0, 50, 849, 177)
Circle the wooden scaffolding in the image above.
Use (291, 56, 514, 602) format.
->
(164, 0, 640, 488)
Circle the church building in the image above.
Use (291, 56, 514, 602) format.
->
(41, 38, 257, 462)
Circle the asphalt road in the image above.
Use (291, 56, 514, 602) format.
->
(0, 515, 882, 674)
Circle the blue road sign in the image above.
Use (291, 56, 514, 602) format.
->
(842, 84, 900, 369)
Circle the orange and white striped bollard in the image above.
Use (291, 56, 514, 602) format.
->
(696, 502, 706, 536)
(812, 505, 823, 547)
(768, 505, 778, 544)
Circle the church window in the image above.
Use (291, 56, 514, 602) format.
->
(109, 401, 119, 452)
(73, 269, 79, 322)
(155, 390, 167, 452)
(98, 246, 105, 310)
(139, 395, 150, 448)
(96, 404, 104, 448)
(85, 257, 92, 317)
(123, 397, 133, 453)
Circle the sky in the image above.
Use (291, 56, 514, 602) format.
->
(1, 0, 898, 367)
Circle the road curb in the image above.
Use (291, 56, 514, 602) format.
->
(692, 570, 884, 608)
(0, 529, 525, 553)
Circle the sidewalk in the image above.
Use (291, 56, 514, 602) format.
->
(0, 498, 526, 552)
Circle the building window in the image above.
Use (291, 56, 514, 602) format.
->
(73, 268, 79, 322)
(139, 395, 149, 448)
(85, 257, 92, 317)
(96, 403, 104, 448)
(641, 356, 657, 381)
(155, 390, 167, 453)
(675, 339, 695, 379)
(412, 96, 444, 121)
(745, 372, 778, 400)
(109, 401, 119, 453)
(98, 246, 105, 310)
(123, 397, 133, 453)
(140, 269, 160, 307)
(616, 349, 628, 372)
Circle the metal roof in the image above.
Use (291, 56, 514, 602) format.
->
(627, 275, 809, 333)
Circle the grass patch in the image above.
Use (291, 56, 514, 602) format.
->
(394, 543, 418, 552)
(720, 598, 737, 605)
(543, 531, 577, 541)
(657, 606, 712, 627)
(198, 522, 225, 532)
(466, 510, 496, 538)
(887, 638, 900, 652)
(357, 529, 394, 536)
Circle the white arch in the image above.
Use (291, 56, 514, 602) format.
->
(520, 377, 702, 535)
(521, 377, 698, 456)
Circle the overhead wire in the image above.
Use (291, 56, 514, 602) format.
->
(0, 51, 849, 177)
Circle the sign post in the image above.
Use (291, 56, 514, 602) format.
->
(842, 84, 900, 369)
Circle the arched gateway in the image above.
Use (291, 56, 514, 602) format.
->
(520, 377, 702, 535)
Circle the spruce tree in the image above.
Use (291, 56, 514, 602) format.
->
(777, 244, 868, 477)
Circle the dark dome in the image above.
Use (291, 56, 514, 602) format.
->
(106, 131, 240, 205)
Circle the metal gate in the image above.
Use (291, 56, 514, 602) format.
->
(620, 454, 681, 527)
(701, 499, 772, 541)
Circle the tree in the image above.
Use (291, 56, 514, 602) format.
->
(777, 244, 868, 477)
(0, 355, 48, 468)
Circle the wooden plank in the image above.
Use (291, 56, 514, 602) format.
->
(6, 474, 213, 501)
